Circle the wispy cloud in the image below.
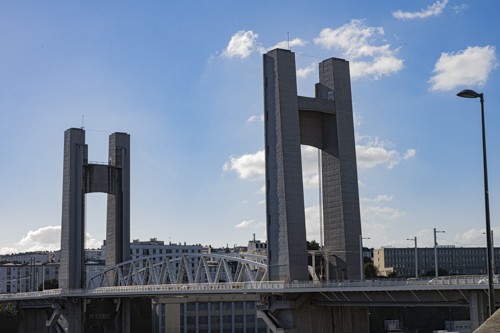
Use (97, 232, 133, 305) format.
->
(451, 4, 468, 14)
(296, 62, 316, 79)
(235, 219, 255, 229)
(403, 148, 416, 160)
(222, 30, 260, 59)
(356, 137, 416, 169)
(393, 0, 449, 20)
(268, 38, 306, 51)
(360, 195, 405, 221)
(246, 114, 264, 123)
(314, 19, 403, 79)
(429, 46, 497, 91)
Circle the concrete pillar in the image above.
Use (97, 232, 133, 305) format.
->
(60, 128, 87, 291)
(471, 290, 486, 330)
(264, 49, 309, 282)
(106, 132, 131, 267)
(318, 58, 362, 281)
(263, 49, 362, 282)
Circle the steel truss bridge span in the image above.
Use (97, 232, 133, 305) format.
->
(87, 253, 268, 289)
(1, 278, 497, 308)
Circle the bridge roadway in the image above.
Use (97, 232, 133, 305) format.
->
(0, 275, 495, 307)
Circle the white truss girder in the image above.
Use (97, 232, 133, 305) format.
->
(87, 253, 268, 289)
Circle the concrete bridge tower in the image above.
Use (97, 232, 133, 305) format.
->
(261, 49, 367, 332)
(59, 128, 130, 332)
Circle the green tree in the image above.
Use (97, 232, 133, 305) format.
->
(387, 271, 397, 278)
(0, 302, 18, 332)
(0, 303, 17, 317)
(364, 262, 378, 278)
(38, 279, 58, 291)
(307, 240, 320, 250)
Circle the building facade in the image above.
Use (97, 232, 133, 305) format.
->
(152, 299, 269, 333)
(374, 246, 500, 277)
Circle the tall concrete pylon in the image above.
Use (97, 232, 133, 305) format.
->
(262, 48, 368, 333)
(264, 49, 363, 282)
(59, 128, 130, 332)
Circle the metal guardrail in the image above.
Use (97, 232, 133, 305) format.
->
(1, 275, 497, 301)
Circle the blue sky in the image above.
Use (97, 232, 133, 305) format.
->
(1, 0, 499, 253)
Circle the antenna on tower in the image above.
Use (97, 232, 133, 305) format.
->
(287, 32, 290, 50)
(81, 115, 85, 130)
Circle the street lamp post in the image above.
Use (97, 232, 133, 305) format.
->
(484, 230, 495, 275)
(457, 89, 495, 316)
(434, 228, 445, 278)
(407, 237, 418, 278)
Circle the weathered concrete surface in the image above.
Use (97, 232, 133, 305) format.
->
(263, 48, 367, 332)
(264, 49, 362, 282)
(474, 308, 500, 332)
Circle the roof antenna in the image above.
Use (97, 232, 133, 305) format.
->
(287, 32, 290, 50)
(81, 115, 85, 130)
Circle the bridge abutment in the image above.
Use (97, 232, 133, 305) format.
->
(258, 294, 369, 332)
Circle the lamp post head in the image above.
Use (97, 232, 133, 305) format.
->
(457, 89, 482, 99)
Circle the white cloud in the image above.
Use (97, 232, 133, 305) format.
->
(453, 227, 500, 247)
(357, 144, 399, 169)
(247, 114, 264, 123)
(296, 62, 316, 79)
(222, 30, 260, 59)
(314, 19, 403, 79)
(85, 233, 102, 249)
(0, 226, 102, 254)
(356, 137, 414, 169)
(360, 195, 405, 221)
(301, 146, 320, 189)
(0, 247, 19, 255)
(224, 140, 414, 186)
(223, 150, 265, 180)
(403, 149, 416, 160)
(16, 226, 61, 252)
(429, 46, 497, 91)
(393, 0, 449, 20)
(268, 38, 306, 51)
(223, 147, 320, 188)
(455, 228, 484, 246)
(305, 205, 321, 241)
(235, 219, 255, 229)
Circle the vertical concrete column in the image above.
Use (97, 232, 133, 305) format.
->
(106, 132, 130, 267)
(60, 128, 87, 290)
(264, 49, 308, 282)
(470, 290, 486, 330)
(319, 58, 362, 281)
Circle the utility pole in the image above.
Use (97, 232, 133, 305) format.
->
(434, 228, 445, 278)
(407, 237, 418, 278)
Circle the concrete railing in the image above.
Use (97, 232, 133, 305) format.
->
(1, 275, 496, 301)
